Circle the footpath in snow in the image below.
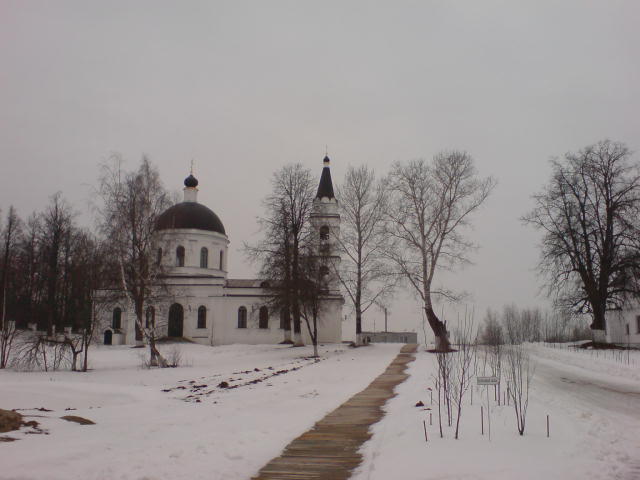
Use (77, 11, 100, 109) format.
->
(0, 342, 401, 480)
(352, 343, 640, 480)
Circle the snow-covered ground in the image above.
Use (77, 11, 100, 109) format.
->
(3, 342, 639, 480)
(0, 342, 401, 480)
(352, 343, 640, 480)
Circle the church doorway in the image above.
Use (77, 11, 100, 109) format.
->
(103, 329, 113, 345)
(168, 303, 184, 337)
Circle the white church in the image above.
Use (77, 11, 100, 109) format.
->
(100, 157, 344, 346)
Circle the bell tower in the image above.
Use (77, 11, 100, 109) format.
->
(310, 155, 341, 294)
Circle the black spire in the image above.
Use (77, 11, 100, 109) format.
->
(316, 156, 335, 199)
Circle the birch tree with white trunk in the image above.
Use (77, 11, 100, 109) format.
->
(97, 155, 172, 367)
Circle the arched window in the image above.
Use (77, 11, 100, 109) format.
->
(319, 265, 330, 277)
(279, 307, 290, 330)
(168, 303, 184, 337)
(156, 248, 162, 266)
(200, 247, 208, 268)
(219, 250, 224, 270)
(197, 306, 207, 329)
(112, 307, 122, 330)
(259, 306, 269, 329)
(320, 225, 330, 240)
(237, 306, 247, 328)
(145, 306, 155, 328)
(176, 246, 185, 267)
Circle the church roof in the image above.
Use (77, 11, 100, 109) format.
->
(316, 155, 335, 199)
(156, 202, 226, 234)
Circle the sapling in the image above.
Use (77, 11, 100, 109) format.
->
(506, 346, 535, 435)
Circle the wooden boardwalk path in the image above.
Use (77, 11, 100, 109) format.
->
(251, 344, 418, 480)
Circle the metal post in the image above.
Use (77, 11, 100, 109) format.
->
(547, 415, 550, 438)
(384, 307, 388, 333)
(486, 385, 491, 441)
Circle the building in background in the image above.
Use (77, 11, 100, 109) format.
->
(99, 158, 343, 346)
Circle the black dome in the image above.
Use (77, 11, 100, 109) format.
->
(156, 202, 226, 234)
(184, 174, 198, 188)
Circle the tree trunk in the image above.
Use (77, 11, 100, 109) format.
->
(355, 305, 363, 346)
(282, 314, 292, 344)
(82, 339, 89, 372)
(149, 335, 167, 368)
(590, 304, 606, 339)
(425, 306, 451, 351)
(292, 302, 304, 347)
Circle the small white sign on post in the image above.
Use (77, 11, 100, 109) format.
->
(476, 376, 499, 441)
(477, 376, 499, 385)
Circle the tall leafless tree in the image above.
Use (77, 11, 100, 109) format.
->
(1, 206, 21, 334)
(97, 155, 172, 366)
(385, 152, 495, 351)
(247, 164, 316, 346)
(523, 140, 640, 341)
(40, 193, 75, 336)
(335, 166, 395, 345)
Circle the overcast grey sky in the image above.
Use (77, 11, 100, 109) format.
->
(1, 1, 639, 334)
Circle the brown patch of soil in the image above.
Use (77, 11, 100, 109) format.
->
(61, 415, 95, 425)
(0, 436, 18, 442)
(0, 409, 23, 433)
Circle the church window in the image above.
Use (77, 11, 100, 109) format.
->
(320, 225, 330, 241)
(637, 315, 640, 334)
(176, 246, 185, 267)
(197, 306, 207, 329)
(219, 250, 224, 270)
(319, 265, 330, 277)
(200, 247, 208, 268)
(112, 307, 122, 330)
(156, 248, 162, 266)
(259, 306, 269, 329)
(237, 306, 247, 328)
(145, 306, 155, 328)
(626, 323, 630, 335)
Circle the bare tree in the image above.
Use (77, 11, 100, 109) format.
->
(0, 206, 22, 368)
(505, 346, 535, 435)
(298, 245, 329, 358)
(97, 155, 172, 366)
(40, 193, 75, 336)
(451, 317, 477, 439)
(1, 207, 21, 331)
(0, 320, 20, 369)
(502, 304, 523, 345)
(335, 165, 395, 345)
(479, 308, 503, 346)
(523, 140, 640, 342)
(247, 164, 316, 346)
(433, 350, 453, 437)
(385, 153, 495, 351)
